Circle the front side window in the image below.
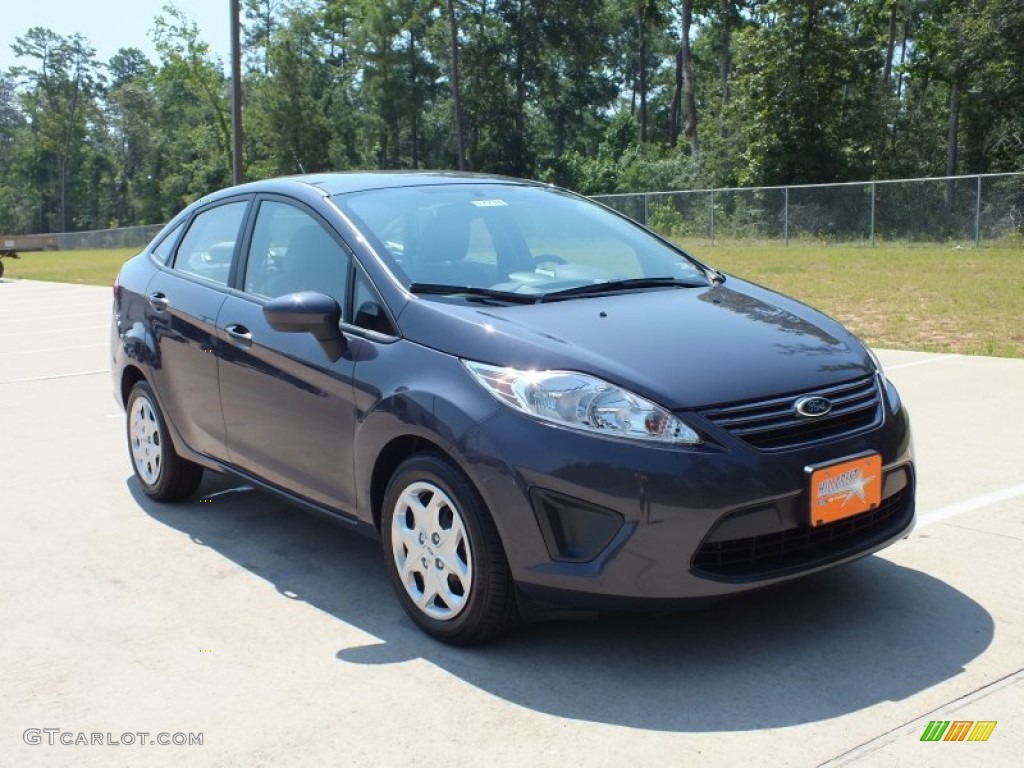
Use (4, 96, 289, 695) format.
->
(172, 201, 248, 285)
(244, 200, 351, 307)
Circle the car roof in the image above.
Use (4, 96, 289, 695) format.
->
(209, 171, 546, 200)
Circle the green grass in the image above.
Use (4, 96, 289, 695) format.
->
(680, 243, 1024, 358)
(3, 243, 1022, 357)
(1, 248, 137, 286)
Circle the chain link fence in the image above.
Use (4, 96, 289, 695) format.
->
(6, 173, 1022, 251)
(593, 172, 1024, 246)
(54, 224, 165, 251)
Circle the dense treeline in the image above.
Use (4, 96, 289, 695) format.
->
(0, 0, 1022, 235)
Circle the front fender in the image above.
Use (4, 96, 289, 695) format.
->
(351, 342, 501, 526)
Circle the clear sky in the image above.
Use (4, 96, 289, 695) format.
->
(0, 1, 231, 71)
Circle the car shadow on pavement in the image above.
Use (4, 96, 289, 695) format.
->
(132, 472, 993, 733)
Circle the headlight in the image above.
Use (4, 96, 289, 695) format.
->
(865, 345, 902, 414)
(866, 345, 886, 377)
(464, 361, 701, 445)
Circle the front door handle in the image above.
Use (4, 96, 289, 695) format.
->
(224, 324, 253, 347)
(148, 292, 169, 311)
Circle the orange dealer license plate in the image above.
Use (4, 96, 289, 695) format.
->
(807, 453, 882, 527)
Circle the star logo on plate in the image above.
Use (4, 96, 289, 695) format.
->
(840, 472, 873, 506)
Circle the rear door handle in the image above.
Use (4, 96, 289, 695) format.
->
(148, 292, 169, 311)
(224, 324, 253, 347)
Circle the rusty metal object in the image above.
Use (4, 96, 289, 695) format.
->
(0, 248, 21, 279)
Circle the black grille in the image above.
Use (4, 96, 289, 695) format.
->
(700, 376, 881, 450)
(692, 488, 912, 580)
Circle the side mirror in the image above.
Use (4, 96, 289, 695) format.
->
(263, 291, 345, 360)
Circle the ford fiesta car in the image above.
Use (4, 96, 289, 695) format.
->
(111, 172, 915, 645)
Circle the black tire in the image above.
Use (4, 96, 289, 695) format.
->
(0, 259, 5, 279)
(382, 453, 519, 645)
(125, 381, 203, 502)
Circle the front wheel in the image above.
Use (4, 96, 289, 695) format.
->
(126, 381, 203, 502)
(382, 454, 519, 645)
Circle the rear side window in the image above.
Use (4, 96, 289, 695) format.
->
(172, 201, 248, 285)
(151, 222, 184, 264)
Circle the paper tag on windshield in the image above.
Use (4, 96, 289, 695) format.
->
(471, 200, 508, 207)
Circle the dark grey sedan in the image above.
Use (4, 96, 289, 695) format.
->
(111, 172, 915, 644)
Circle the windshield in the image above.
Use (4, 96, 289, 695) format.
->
(333, 184, 709, 298)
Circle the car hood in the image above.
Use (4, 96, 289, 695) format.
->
(397, 278, 874, 410)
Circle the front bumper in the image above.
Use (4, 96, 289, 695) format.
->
(458, 390, 914, 610)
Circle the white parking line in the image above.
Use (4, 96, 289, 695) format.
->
(0, 287, 105, 297)
(885, 354, 961, 371)
(0, 302, 106, 315)
(0, 343, 106, 356)
(0, 324, 108, 338)
(1, 369, 110, 384)
(0, 311, 106, 323)
(917, 483, 1024, 529)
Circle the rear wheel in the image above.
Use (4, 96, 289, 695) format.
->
(382, 453, 519, 645)
(126, 381, 203, 501)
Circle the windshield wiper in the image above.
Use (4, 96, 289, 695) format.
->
(537, 276, 709, 302)
(408, 283, 538, 304)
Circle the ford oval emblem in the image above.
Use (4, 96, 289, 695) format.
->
(795, 396, 832, 418)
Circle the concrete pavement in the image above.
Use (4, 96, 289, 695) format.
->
(1, 279, 1021, 767)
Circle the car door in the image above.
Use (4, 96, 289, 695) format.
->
(217, 196, 361, 514)
(145, 197, 250, 459)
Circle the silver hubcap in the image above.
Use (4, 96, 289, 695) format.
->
(390, 481, 472, 621)
(129, 395, 163, 486)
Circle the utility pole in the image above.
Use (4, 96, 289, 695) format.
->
(446, 0, 466, 170)
(230, 0, 244, 185)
